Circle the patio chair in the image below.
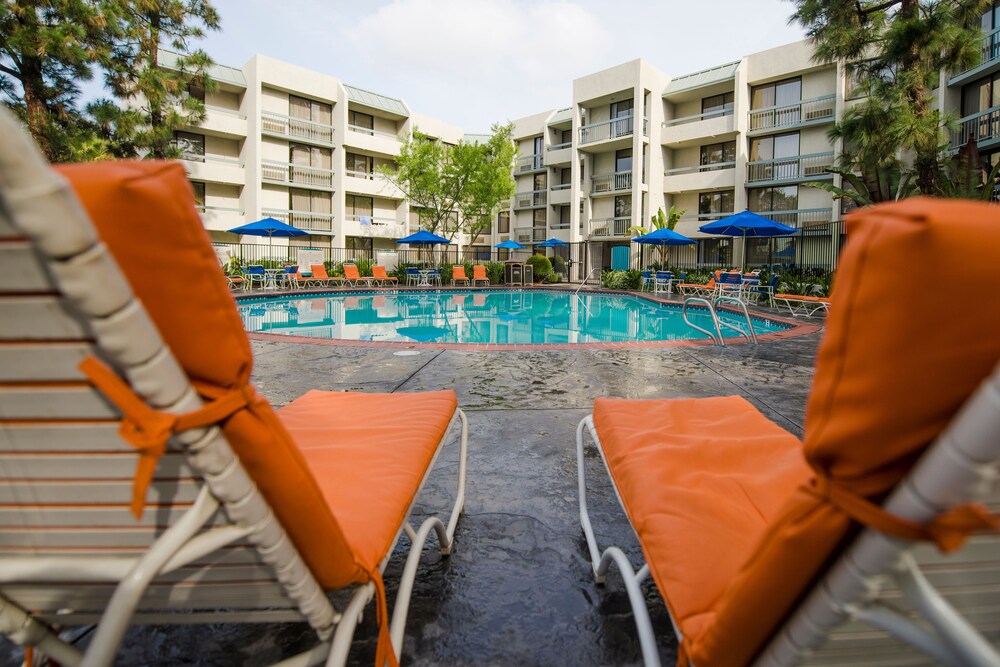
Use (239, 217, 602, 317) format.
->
(226, 270, 247, 291)
(472, 265, 490, 287)
(371, 265, 398, 287)
(309, 263, 345, 289)
(654, 271, 673, 294)
(427, 269, 442, 287)
(342, 263, 372, 287)
(245, 264, 267, 290)
(576, 197, 1000, 666)
(404, 267, 421, 286)
(0, 111, 469, 667)
(279, 264, 299, 289)
(452, 266, 470, 286)
(747, 274, 780, 308)
(773, 292, 831, 317)
(640, 270, 655, 291)
(676, 270, 719, 297)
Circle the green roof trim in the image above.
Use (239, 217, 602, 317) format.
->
(663, 61, 739, 96)
(158, 49, 246, 88)
(547, 107, 573, 125)
(345, 84, 409, 117)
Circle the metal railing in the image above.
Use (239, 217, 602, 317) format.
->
(550, 221, 571, 230)
(344, 168, 375, 180)
(513, 227, 547, 243)
(751, 207, 833, 230)
(955, 27, 1000, 77)
(579, 115, 634, 144)
(588, 216, 632, 238)
(662, 108, 734, 127)
(196, 204, 244, 217)
(261, 111, 334, 145)
(551, 183, 571, 191)
(664, 161, 736, 176)
(515, 154, 544, 172)
(547, 141, 572, 151)
(347, 124, 400, 140)
(951, 105, 1000, 148)
(591, 170, 632, 193)
(747, 152, 834, 183)
(261, 160, 334, 188)
(177, 152, 243, 167)
(748, 95, 836, 132)
(261, 208, 334, 233)
(514, 190, 547, 208)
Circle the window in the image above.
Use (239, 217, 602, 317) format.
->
(533, 136, 543, 155)
(346, 237, 373, 252)
(345, 152, 374, 178)
(497, 211, 510, 234)
(962, 72, 1000, 116)
(533, 209, 546, 227)
(748, 186, 798, 216)
(533, 172, 547, 191)
(173, 131, 205, 160)
(290, 188, 332, 214)
(614, 195, 631, 218)
(615, 148, 632, 173)
(701, 92, 734, 117)
(611, 99, 633, 118)
(190, 181, 206, 208)
(345, 195, 373, 218)
(349, 110, 374, 133)
(982, 1, 1000, 62)
(749, 133, 801, 180)
(290, 144, 332, 169)
(698, 191, 734, 219)
(700, 141, 736, 169)
(700, 238, 732, 266)
(559, 205, 570, 228)
(290, 95, 332, 125)
(751, 78, 802, 110)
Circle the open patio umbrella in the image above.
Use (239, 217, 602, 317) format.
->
(698, 209, 795, 271)
(494, 239, 526, 250)
(632, 227, 695, 267)
(396, 230, 452, 264)
(228, 217, 308, 247)
(535, 238, 569, 248)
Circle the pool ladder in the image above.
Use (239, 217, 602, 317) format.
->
(682, 296, 758, 346)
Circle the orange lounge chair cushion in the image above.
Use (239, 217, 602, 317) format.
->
(372, 266, 397, 282)
(773, 293, 830, 303)
(311, 264, 343, 282)
(473, 266, 488, 281)
(687, 197, 1000, 666)
(592, 396, 809, 644)
(58, 161, 364, 590)
(453, 267, 468, 280)
(278, 390, 458, 572)
(344, 265, 365, 281)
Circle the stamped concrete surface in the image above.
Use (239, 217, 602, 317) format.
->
(1, 332, 821, 666)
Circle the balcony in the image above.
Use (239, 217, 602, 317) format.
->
(515, 154, 545, 173)
(343, 214, 407, 239)
(746, 152, 834, 186)
(588, 216, 632, 238)
(661, 110, 735, 147)
(546, 142, 572, 165)
(949, 27, 1000, 84)
(177, 153, 245, 186)
(514, 190, 547, 209)
(196, 204, 244, 232)
(549, 183, 572, 205)
(579, 115, 633, 150)
(590, 170, 632, 195)
(747, 95, 836, 135)
(261, 111, 334, 147)
(199, 105, 247, 138)
(752, 208, 834, 232)
(343, 124, 401, 156)
(513, 227, 547, 243)
(261, 208, 333, 234)
(663, 162, 736, 193)
(261, 160, 334, 190)
(950, 106, 1000, 150)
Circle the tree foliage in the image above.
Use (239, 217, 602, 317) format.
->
(381, 122, 516, 249)
(791, 0, 990, 195)
(630, 205, 686, 265)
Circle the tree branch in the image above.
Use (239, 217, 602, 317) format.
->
(856, 0, 900, 17)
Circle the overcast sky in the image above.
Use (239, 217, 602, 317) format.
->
(190, 0, 807, 132)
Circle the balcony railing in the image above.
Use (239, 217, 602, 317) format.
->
(177, 151, 243, 167)
(261, 111, 334, 145)
(579, 115, 633, 144)
(514, 190, 547, 208)
(664, 161, 736, 176)
(514, 227, 547, 243)
(345, 168, 376, 180)
(746, 152, 834, 184)
(347, 124, 400, 140)
(748, 95, 835, 133)
(515, 154, 544, 172)
(261, 208, 333, 233)
(550, 221, 571, 230)
(551, 183, 571, 191)
(261, 160, 334, 188)
(662, 108, 734, 127)
(751, 208, 833, 231)
(588, 216, 632, 238)
(591, 170, 632, 193)
(196, 204, 244, 216)
(951, 105, 1000, 148)
(547, 141, 572, 151)
(955, 27, 1000, 78)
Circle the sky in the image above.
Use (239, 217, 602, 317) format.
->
(185, 0, 807, 133)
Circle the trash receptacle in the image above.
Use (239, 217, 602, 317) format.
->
(523, 264, 533, 284)
(504, 261, 523, 285)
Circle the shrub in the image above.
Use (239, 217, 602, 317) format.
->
(544, 273, 561, 284)
(484, 261, 504, 285)
(439, 263, 454, 285)
(551, 254, 566, 274)
(601, 269, 641, 290)
(525, 254, 552, 282)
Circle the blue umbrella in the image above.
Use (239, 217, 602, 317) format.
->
(632, 227, 696, 246)
(699, 209, 796, 270)
(535, 238, 569, 247)
(494, 239, 526, 250)
(775, 244, 797, 257)
(396, 325, 448, 342)
(395, 230, 452, 245)
(228, 217, 308, 246)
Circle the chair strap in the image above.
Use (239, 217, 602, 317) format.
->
(369, 566, 400, 667)
(79, 357, 254, 519)
(808, 474, 999, 554)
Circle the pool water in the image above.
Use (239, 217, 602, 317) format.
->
(238, 290, 790, 345)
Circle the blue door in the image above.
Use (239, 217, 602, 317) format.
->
(611, 245, 630, 271)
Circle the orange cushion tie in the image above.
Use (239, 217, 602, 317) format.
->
(79, 356, 254, 519)
(810, 475, 1000, 554)
(369, 566, 400, 667)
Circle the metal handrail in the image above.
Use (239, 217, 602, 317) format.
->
(713, 295, 758, 344)
(682, 298, 723, 345)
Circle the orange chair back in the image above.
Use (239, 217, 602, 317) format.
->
(473, 265, 488, 281)
(372, 265, 389, 280)
(310, 264, 330, 280)
(453, 266, 468, 280)
(343, 264, 362, 280)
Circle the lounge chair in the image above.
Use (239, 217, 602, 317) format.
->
(342, 263, 372, 287)
(308, 263, 345, 289)
(452, 266, 470, 286)
(472, 265, 490, 287)
(676, 270, 720, 297)
(576, 197, 1000, 666)
(371, 265, 398, 287)
(227, 271, 247, 291)
(0, 109, 470, 667)
(773, 292, 831, 317)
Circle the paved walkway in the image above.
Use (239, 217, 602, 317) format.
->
(1, 332, 822, 666)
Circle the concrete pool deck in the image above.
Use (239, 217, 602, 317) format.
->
(0, 328, 823, 666)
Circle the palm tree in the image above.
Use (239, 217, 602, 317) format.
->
(630, 206, 685, 266)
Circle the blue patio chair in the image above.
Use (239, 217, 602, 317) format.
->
(654, 271, 673, 293)
(748, 274, 780, 308)
(280, 265, 299, 289)
(405, 267, 421, 286)
(640, 271, 654, 291)
(245, 264, 267, 290)
(716, 271, 744, 301)
(428, 269, 442, 286)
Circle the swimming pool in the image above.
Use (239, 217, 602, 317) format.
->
(238, 290, 794, 346)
